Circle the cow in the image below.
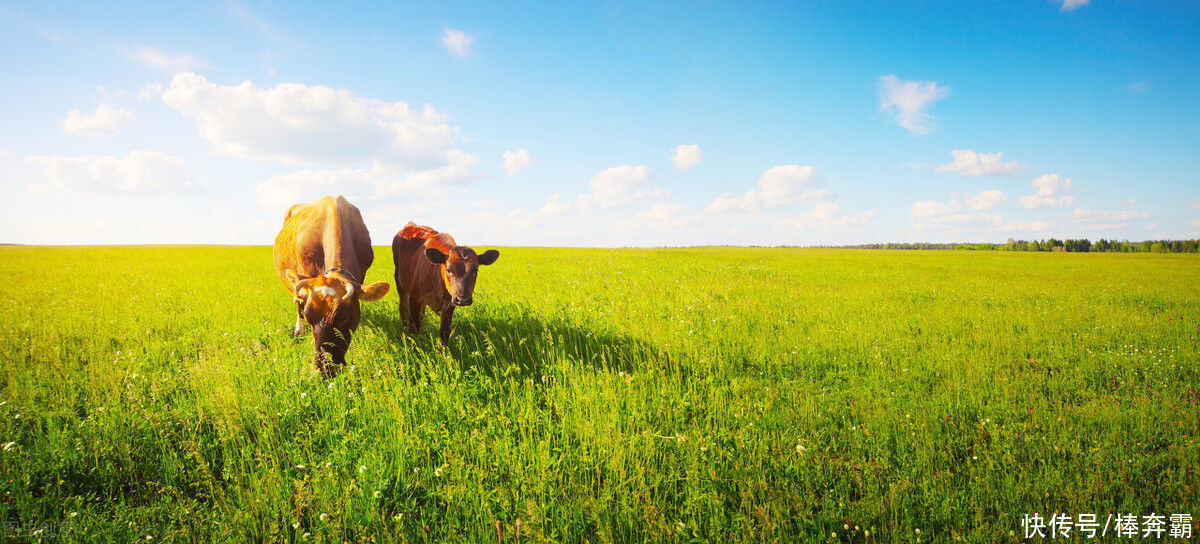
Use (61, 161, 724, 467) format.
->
(392, 223, 499, 342)
(274, 195, 390, 376)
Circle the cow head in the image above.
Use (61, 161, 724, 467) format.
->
(286, 269, 389, 371)
(424, 246, 499, 306)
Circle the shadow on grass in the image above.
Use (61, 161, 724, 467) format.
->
(359, 305, 666, 379)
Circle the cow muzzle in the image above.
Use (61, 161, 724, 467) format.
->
(452, 296, 473, 307)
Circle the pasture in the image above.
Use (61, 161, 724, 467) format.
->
(0, 246, 1197, 542)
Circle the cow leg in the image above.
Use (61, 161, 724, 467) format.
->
(397, 290, 412, 330)
(438, 306, 455, 344)
(407, 297, 425, 333)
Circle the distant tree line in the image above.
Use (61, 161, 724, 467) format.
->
(824, 238, 1200, 253)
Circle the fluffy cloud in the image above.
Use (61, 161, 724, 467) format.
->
(784, 202, 875, 231)
(911, 190, 1015, 230)
(934, 149, 1026, 177)
(1018, 174, 1076, 209)
(911, 200, 956, 218)
(161, 72, 462, 169)
(999, 220, 1054, 232)
(123, 44, 203, 72)
(965, 189, 1008, 210)
(58, 103, 135, 137)
(27, 151, 194, 194)
(255, 150, 480, 209)
(537, 193, 572, 216)
(1069, 208, 1150, 230)
(636, 202, 684, 221)
(531, 166, 672, 221)
(502, 149, 532, 176)
(1060, 0, 1090, 11)
(671, 144, 703, 171)
(257, 165, 386, 209)
(877, 74, 949, 135)
(578, 165, 657, 209)
(442, 26, 474, 57)
(707, 164, 828, 213)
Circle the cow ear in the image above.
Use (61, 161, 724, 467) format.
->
(425, 248, 448, 264)
(358, 281, 390, 302)
(477, 249, 500, 266)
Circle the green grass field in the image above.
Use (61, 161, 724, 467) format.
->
(0, 246, 1197, 542)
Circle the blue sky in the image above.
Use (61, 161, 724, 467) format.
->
(1, 1, 1197, 246)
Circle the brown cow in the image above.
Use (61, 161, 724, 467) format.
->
(392, 223, 499, 342)
(274, 195, 389, 376)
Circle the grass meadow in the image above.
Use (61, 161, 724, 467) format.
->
(0, 245, 1197, 543)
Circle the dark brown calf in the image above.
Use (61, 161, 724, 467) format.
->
(391, 222, 499, 342)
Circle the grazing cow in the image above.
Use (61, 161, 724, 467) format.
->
(274, 195, 390, 376)
(392, 223, 499, 342)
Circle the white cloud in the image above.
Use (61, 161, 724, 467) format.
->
(502, 149, 532, 176)
(877, 74, 949, 135)
(671, 144, 703, 171)
(785, 203, 875, 231)
(1069, 209, 1151, 222)
(537, 193, 572, 216)
(578, 165, 655, 209)
(1069, 208, 1151, 230)
(1189, 199, 1200, 210)
(999, 220, 1054, 232)
(401, 149, 481, 187)
(58, 103, 135, 137)
(96, 86, 126, 99)
(257, 165, 386, 209)
(910, 190, 1015, 231)
(707, 164, 828, 213)
(255, 150, 480, 209)
(636, 202, 684, 221)
(1059, 0, 1090, 12)
(965, 189, 1008, 211)
(137, 83, 163, 100)
(27, 151, 194, 194)
(934, 149, 1026, 177)
(123, 44, 203, 72)
(1192, 219, 1200, 228)
(1018, 173, 1076, 209)
(161, 72, 463, 169)
(705, 165, 870, 232)
(533, 166, 673, 222)
(442, 26, 474, 57)
(1122, 199, 1137, 206)
(911, 200, 956, 218)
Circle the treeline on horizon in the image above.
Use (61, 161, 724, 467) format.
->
(822, 238, 1200, 253)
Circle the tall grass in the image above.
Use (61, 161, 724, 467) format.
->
(0, 246, 1197, 542)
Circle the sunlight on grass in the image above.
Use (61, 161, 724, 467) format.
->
(0, 246, 1197, 542)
